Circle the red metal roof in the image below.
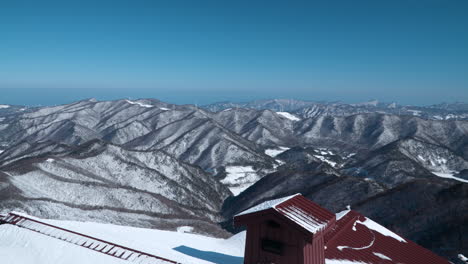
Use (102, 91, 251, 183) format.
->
(235, 194, 450, 264)
(275, 195, 335, 234)
(235, 194, 336, 235)
(324, 210, 450, 264)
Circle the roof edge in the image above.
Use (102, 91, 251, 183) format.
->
(234, 193, 302, 217)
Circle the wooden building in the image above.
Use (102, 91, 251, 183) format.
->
(234, 194, 450, 264)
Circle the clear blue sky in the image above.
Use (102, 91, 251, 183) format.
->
(1, 0, 467, 106)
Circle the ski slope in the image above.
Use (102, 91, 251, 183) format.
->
(0, 213, 245, 264)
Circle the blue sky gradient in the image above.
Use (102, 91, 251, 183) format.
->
(1, 0, 467, 106)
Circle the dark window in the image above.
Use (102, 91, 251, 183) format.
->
(267, 220, 280, 228)
(261, 238, 283, 255)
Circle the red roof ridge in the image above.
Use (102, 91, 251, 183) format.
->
(234, 193, 302, 217)
(235, 194, 336, 235)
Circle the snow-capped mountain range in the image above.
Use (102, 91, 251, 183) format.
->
(0, 98, 466, 262)
(205, 99, 468, 120)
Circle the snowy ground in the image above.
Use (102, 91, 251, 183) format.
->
(125, 100, 154, 108)
(313, 148, 338, 167)
(276, 111, 301, 121)
(415, 154, 468, 183)
(264, 147, 290, 157)
(0, 212, 399, 264)
(0, 215, 245, 264)
(221, 166, 259, 196)
(313, 154, 337, 167)
(432, 171, 468, 183)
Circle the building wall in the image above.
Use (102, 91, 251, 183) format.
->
(243, 218, 306, 264)
(303, 232, 325, 264)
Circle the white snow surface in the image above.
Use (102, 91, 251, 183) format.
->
(408, 109, 422, 116)
(373, 252, 392, 261)
(413, 151, 468, 183)
(0, 104, 10, 109)
(0, 225, 128, 264)
(276, 112, 301, 121)
(0, 214, 246, 264)
(176, 226, 194, 233)
(222, 166, 259, 196)
(314, 154, 337, 167)
(125, 100, 154, 108)
(459, 254, 468, 262)
(325, 260, 369, 264)
(235, 194, 300, 217)
(337, 232, 375, 251)
(336, 207, 351, 221)
(0, 215, 352, 264)
(432, 172, 468, 183)
(354, 217, 406, 243)
(264, 147, 290, 157)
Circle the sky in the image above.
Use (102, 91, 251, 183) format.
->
(0, 0, 467, 106)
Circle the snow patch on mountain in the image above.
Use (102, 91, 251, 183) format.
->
(265, 147, 290, 157)
(177, 226, 194, 233)
(318, 148, 334, 155)
(432, 172, 468, 183)
(276, 112, 301, 121)
(0, 105, 10, 109)
(222, 166, 259, 196)
(415, 153, 468, 182)
(314, 154, 337, 167)
(408, 110, 422, 116)
(444, 114, 468, 120)
(125, 100, 154, 108)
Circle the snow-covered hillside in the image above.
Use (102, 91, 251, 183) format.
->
(0, 98, 466, 261)
(0, 140, 230, 233)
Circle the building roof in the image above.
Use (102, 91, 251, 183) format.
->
(235, 193, 335, 234)
(325, 210, 449, 264)
(235, 194, 450, 264)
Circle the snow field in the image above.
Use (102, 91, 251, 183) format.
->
(264, 147, 290, 157)
(0, 214, 246, 264)
(276, 111, 301, 121)
(222, 166, 259, 196)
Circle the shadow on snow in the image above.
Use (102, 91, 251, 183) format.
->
(173, 246, 243, 264)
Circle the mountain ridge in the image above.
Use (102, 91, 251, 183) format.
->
(0, 98, 466, 261)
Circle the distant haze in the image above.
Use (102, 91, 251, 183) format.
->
(0, 87, 467, 107)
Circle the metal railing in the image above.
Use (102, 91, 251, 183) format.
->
(3, 213, 182, 264)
